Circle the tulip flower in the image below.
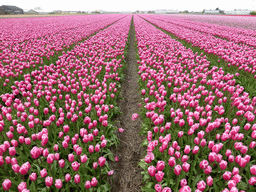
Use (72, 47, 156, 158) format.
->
(55, 179, 62, 189)
(18, 182, 27, 192)
(45, 176, 53, 187)
(74, 174, 81, 184)
(2, 179, 11, 191)
(155, 171, 164, 182)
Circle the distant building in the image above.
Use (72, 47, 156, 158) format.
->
(147, 10, 155, 14)
(204, 9, 220, 14)
(52, 10, 62, 14)
(224, 9, 251, 15)
(155, 9, 179, 14)
(92, 10, 106, 14)
(120, 11, 132, 14)
(0, 5, 24, 14)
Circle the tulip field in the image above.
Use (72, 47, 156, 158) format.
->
(1, 14, 256, 192)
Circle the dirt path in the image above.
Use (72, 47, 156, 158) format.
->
(110, 17, 145, 192)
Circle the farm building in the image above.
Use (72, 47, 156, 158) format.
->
(155, 9, 179, 14)
(0, 5, 24, 14)
(204, 9, 220, 14)
(224, 9, 251, 15)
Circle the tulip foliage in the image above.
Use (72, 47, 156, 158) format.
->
(134, 15, 256, 192)
(0, 15, 131, 191)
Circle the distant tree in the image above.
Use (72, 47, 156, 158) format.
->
(202, 9, 205, 13)
(215, 7, 219, 10)
(251, 11, 256, 15)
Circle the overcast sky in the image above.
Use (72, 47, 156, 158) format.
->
(1, 0, 256, 12)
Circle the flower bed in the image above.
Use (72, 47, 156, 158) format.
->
(134, 15, 256, 192)
(0, 15, 131, 191)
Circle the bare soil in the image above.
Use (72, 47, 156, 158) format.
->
(110, 17, 145, 192)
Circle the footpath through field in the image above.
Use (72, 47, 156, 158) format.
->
(110, 17, 145, 192)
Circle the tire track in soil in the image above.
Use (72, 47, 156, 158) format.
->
(110, 17, 145, 192)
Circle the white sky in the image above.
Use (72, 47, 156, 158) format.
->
(1, 0, 256, 12)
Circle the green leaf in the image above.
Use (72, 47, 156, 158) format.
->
(237, 181, 247, 190)
(138, 159, 147, 170)
(191, 160, 197, 175)
(213, 182, 220, 192)
(97, 183, 111, 192)
(143, 173, 151, 182)
(52, 160, 57, 176)
(170, 179, 174, 185)
(141, 182, 155, 192)
(141, 139, 148, 147)
(29, 183, 36, 191)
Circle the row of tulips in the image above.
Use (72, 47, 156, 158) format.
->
(0, 14, 126, 91)
(0, 15, 131, 191)
(147, 14, 256, 47)
(133, 15, 256, 192)
(172, 14, 256, 32)
(139, 14, 256, 82)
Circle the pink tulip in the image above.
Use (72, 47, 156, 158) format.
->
(132, 113, 139, 120)
(108, 170, 114, 176)
(91, 177, 98, 187)
(156, 161, 165, 171)
(45, 176, 53, 187)
(155, 171, 164, 182)
(74, 174, 81, 184)
(155, 184, 162, 192)
(182, 162, 190, 172)
(174, 165, 182, 176)
(249, 177, 256, 185)
(2, 179, 11, 191)
(98, 156, 106, 167)
(206, 176, 213, 186)
(162, 187, 172, 192)
(180, 179, 187, 187)
(58, 159, 65, 168)
(148, 165, 156, 177)
(179, 186, 191, 192)
(55, 179, 62, 189)
(65, 174, 71, 182)
(219, 160, 227, 170)
(71, 161, 80, 171)
(18, 182, 27, 192)
(85, 180, 91, 189)
(250, 165, 256, 175)
(197, 180, 206, 191)
(223, 171, 232, 181)
(29, 172, 37, 181)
